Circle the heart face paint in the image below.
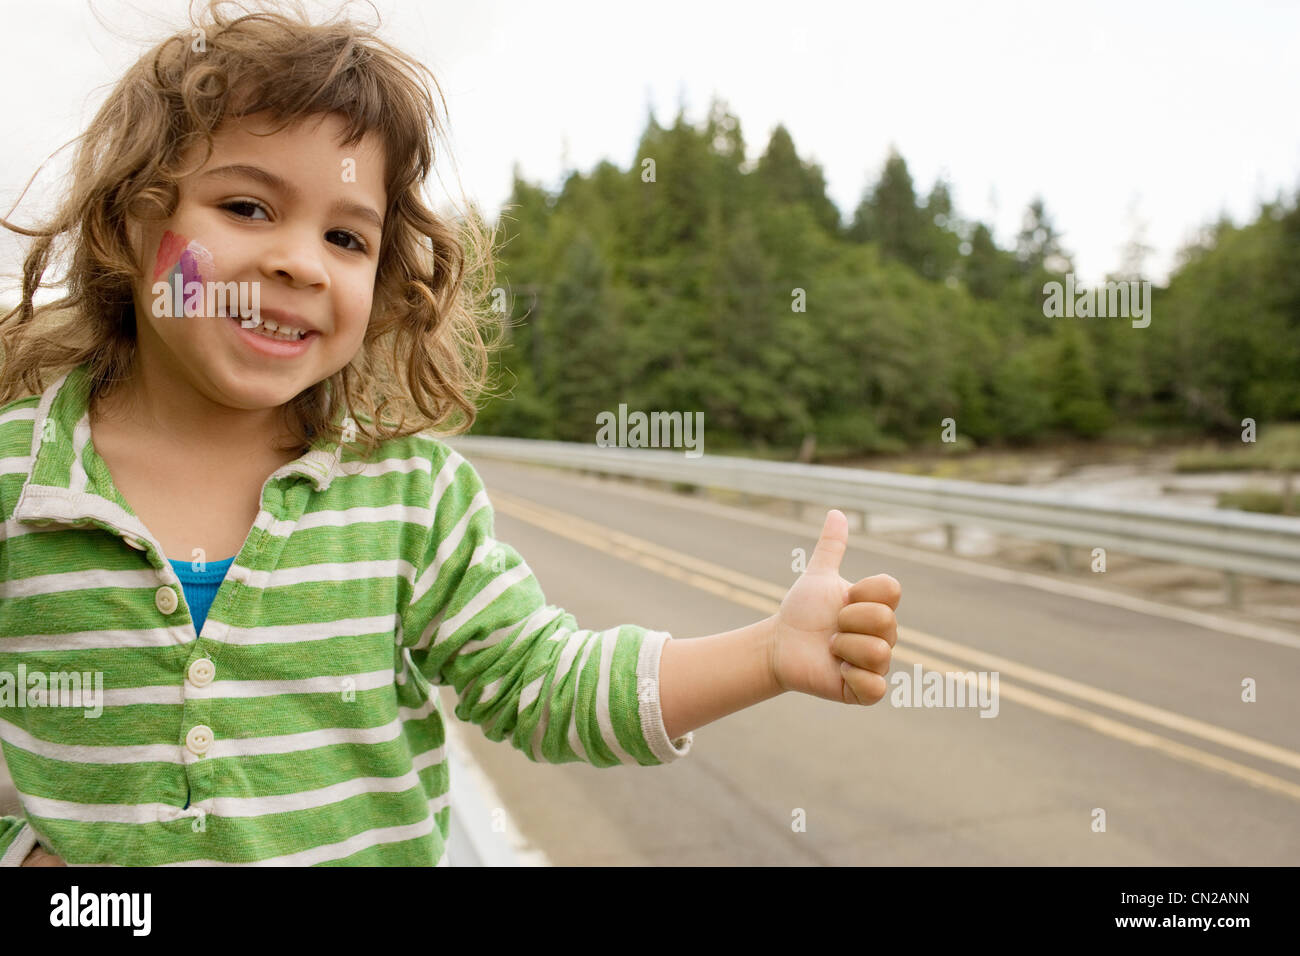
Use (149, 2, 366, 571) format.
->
(151, 230, 215, 317)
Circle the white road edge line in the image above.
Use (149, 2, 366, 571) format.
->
(441, 705, 552, 867)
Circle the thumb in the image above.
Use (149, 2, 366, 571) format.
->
(806, 509, 848, 575)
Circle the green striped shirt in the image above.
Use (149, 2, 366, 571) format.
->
(0, 363, 692, 866)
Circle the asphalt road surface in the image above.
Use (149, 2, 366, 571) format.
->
(438, 455, 1300, 866)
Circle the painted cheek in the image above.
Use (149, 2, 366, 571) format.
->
(153, 230, 189, 281)
(179, 242, 214, 288)
(157, 235, 217, 317)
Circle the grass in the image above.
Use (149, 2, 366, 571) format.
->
(1176, 423, 1300, 472)
(1217, 490, 1294, 515)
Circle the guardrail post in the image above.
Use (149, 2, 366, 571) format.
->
(1224, 571, 1242, 608)
(1057, 544, 1072, 572)
(843, 509, 868, 534)
(944, 523, 957, 551)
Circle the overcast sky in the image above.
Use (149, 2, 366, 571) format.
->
(2, 0, 1297, 298)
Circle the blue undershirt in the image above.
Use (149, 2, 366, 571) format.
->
(168, 553, 235, 811)
(166, 554, 237, 637)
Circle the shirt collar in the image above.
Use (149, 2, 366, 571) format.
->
(13, 363, 346, 531)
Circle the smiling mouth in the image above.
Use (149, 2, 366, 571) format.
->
(224, 311, 315, 342)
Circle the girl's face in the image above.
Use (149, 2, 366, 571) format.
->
(128, 111, 387, 421)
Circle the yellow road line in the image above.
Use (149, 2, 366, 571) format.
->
(491, 488, 1300, 802)
(901, 647, 1300, 803)
(896, 627, 1300, 773)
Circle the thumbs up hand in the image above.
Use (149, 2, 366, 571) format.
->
(768, 509, 900, 704)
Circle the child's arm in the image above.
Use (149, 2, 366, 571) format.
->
(403, 448, 693, 766)
(403, 449, 898, 765)
(658, 615, 780, 742)
(658, 509, 900, 741)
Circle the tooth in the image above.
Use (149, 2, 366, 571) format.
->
(263, 319, 280, 332)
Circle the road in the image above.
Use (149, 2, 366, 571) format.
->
(437, 455, 1300, 865)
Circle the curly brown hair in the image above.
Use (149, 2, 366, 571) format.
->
(0, 0, 504, 461)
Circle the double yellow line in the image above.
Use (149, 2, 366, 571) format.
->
(492, 488, 1300, 804)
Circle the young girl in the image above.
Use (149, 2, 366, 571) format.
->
(0, 1, 899, 867)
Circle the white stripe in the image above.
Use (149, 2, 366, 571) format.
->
(0, 565, 171, 599)
(14, 743, 450, 826)
(408, 489, 492, 629)
(529, 627, 596, 762)
(27, 369, 69, 462)
(69, 400, 92, 497)
(0, 454, 33, 477)
(595, 626, 637, 765)
(466, 609, 561, 706)
(83, 670, 399, 707)
(427, 489, 491, 582)
(218, 614, 400, 646)
(342, 454, 434, 480)
(432, 448, 468, 505)
(0, 552, 417, 599)
(636, 630, 692, 762)
(0, 715, 185, 764)
(0, 404, 37, 429)
(290, 502, 433, 534)
(427, 561, 532, 651)
(0, 624, 191, 653)
(196, 719, 401, 762)
(0, 696, 438, 765)
(461, 603, 563, 657)
(516, 672, 546, 717)
(204, 764, 441, 818)
(566, 633, 602, 765)
(396, 694, 439, 725)
(24, 771, 441, 824)
(0, 516, 53, 539)
(188, 669, 396, 700)
(231, 557, 417, 591)
(155, 815, 440, 866)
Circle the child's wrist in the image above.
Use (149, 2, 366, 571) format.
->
(762, 613, 784, 697)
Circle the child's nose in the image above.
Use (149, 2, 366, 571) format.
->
(259, 228, 331, 288)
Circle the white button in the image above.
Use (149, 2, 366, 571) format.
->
(155, 586, 178, 614)
(188, 658, 215, 687)
(126, 537, 147, 551)
(185, 725, 213, 756)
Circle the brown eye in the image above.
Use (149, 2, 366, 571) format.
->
(223, 199, 269, 220)
(327, 229, 368, 253)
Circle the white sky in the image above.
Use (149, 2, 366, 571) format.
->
(2, 0, 1298, 295)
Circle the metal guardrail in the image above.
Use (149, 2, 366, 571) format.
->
(445, 436, 1300, 588)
